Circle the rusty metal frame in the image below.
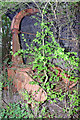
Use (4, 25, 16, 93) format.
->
(7, 8, 78, 103)
(7, 8, 48, 102)
(11, 8, 39, 64)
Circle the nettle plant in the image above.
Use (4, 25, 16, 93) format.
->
(12, 9, 79, 117)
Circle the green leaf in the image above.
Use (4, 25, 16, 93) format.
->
(22, 34, 24, 36)
(34, 22, 38, 26)
(40, 22, 44, 27)
(24, 39, 26, 42)
(53, 100, 56, 103)
(36, 31, 41, 37)
(56, 13, 61, 15)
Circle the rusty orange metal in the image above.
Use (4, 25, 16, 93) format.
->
(48, 66, 77, 89)
(7, 8, 77, 103)
(11, 8, 39, 65)
(8, 8, 47, 102)
(8, 66, 47, 102)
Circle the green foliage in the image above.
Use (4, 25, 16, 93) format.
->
(0, 2, 19, 15)
(13, 14, 79, 117)
(1, 2, 79, 119)
(0, 101, 33, 118)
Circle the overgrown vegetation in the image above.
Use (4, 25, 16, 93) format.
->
(0, 1, 79, 119)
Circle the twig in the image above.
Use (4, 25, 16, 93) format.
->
(50, 100, 63, 110)
(2, 98, 11, 108)
(32, 0, 41, 14)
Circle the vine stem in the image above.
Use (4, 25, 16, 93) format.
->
(30, 1, 49, 85)
(41, 1, 50, 84)
(32, 0, 41, 14)
(41, 10, 48, 85)
(2, 99, 11, 108)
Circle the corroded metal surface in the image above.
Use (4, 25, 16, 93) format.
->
(8, 66, 47, 102)
(8, 8, 48, 102)
(48, 66, 77, 89)
(11, 8, 39, 64)
(7, 8, 77, 103)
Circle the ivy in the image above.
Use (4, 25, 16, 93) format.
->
(1, 2, 79, 118)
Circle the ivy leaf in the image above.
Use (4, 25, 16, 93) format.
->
(29, 81, 38, 85)
(34, 22, 38, 26)
(22, 34, 24, 36)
